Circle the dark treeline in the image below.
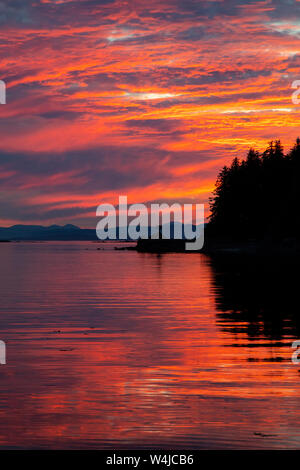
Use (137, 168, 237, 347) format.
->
(208, 139, 300, 241)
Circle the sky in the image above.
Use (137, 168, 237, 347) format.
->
(0, 0, 300, 227)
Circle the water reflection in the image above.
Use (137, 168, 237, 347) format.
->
(0, 243, 299, 449)
(210, 255, 300, 340)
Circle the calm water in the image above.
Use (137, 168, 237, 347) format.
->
(0, 241, 299, 449)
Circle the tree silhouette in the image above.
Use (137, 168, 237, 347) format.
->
(208, 139, 300, 241)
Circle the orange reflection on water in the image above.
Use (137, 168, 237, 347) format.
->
(0, 242, 299, 449)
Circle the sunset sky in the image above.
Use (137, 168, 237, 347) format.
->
(1, 0, 300, 227)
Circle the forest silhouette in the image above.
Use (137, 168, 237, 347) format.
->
(208, 139, 300, 241)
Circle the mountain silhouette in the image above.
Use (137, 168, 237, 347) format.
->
(0, 222, 198, 242)
(0, 224, 97, 241)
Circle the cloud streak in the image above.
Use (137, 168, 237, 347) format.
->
(0, 0, 300, 226)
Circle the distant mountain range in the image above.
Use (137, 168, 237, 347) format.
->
(0, 223, 200, 241)
(0, 224, 97, 241)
